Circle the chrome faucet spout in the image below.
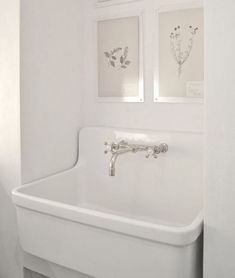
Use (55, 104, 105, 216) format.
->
(109, 148, 132, 177)
(109, 153, 118, 176)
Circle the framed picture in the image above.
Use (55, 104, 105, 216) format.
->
(96, 12, 144, 102)
(154, 3, 204, 103)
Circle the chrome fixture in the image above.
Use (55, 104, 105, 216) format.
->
(104, 140, 168, 176)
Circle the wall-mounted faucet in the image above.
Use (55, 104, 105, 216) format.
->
(104, 140, 168, 176)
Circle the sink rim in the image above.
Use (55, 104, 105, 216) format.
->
(12, 181, 203, 247)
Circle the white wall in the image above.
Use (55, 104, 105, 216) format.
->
(82, 0, 204, 132)
(0, 0, 22, 277)
(204, 0, 235, 277)
(21, 0, 85, 183)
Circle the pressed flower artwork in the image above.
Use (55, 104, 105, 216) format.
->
(104, 47, 131, 70)
(170, 25, 199, 78)
(157, 8, 204, 100)
(97, 16, 142, 101)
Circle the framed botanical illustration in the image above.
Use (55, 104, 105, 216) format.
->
(154, 3, 204, 103)
(96, 12, 144, 102)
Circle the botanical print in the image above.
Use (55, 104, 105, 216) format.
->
(158, 8, 204, 99)
(170, 25, 199, 78)
(104, 46, 131, 69)
(97, 16, 140, 99)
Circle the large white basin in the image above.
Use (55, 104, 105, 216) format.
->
(13, 127, 204, 278)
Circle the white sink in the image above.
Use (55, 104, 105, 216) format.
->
(13, 127, 204, 278)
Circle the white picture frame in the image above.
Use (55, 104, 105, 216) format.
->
(154, 2, 204, 104)
(95, 11, 144, 103)
(96, 0, 142, 9)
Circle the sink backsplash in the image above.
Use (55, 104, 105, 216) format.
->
(77, 127, 204, 225)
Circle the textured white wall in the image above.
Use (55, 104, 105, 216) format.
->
(82, 0, 204, 132)
(0, 0, 22, 277)
(21, 0, 85, 183)
(204, 0, 235, 277)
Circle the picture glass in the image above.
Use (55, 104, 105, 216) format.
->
(97, 16, 140, 99)
(158, 8, 204, 100)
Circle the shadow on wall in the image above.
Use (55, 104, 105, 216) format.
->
(24, 268, 48, 278)
(0, 183, 22, 278)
